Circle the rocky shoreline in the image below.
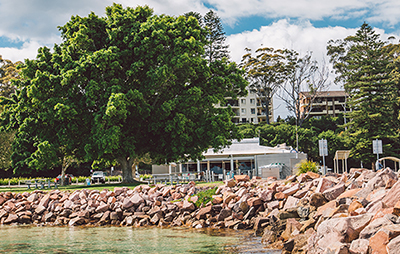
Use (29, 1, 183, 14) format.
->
(1, 168, 400, 253)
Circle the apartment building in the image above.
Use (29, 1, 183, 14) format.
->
(220, 91, 273, 124)
(299, 91, 348, 119)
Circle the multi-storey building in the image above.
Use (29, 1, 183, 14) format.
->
(220, 91, 273, 124)
(299, 91, 348, 119)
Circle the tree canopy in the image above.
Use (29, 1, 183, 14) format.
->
(0, 4, 247, 182)
(327, 23, 400, 166)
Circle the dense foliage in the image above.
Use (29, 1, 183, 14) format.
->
(296, 160, 319, 175)
(327, 23, 400, 167)
(0, 5, 247, 183)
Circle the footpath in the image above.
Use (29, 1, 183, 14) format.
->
(1, 168, 400, 253)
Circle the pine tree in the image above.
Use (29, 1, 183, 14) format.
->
(203, 10, 229, 63)
(327, 23, 399, 166)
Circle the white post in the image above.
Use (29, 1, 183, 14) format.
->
(169, 164, 172, 185)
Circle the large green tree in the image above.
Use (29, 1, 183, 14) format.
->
(327, 23, 399, 166)
(1, 5, 247, 183)
(0, 56, 21, 170)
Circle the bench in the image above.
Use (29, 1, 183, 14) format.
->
(24, 179, 57, 190)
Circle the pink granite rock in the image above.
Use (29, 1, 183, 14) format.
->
(323, 183, 345, 201)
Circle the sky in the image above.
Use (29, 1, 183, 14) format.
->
(1, 0, 399, 119)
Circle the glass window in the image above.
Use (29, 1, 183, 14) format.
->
(241, 108, 246, 114)
(250, 99, 255, 104)
(241, 99, 246, 105)
(251, 108, 256, 114)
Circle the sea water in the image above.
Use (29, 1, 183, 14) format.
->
(0, 226, 282, 253)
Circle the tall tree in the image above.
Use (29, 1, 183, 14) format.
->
(1, 4, 247, 183)
(0, 56, 21, 170)
(0, 47, 91, 184)
(203, 10, 229, 63)
(241, 47, 286, 124)
(277, 50, 329, 127)
(327, 23, 399, 166)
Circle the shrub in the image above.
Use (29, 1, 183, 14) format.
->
(296, 160, 319, 175)
(192, 187, 217, 207)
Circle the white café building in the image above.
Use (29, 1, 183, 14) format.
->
(152, 138, 307, 179)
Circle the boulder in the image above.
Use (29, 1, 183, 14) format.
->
(4, 213, 18, 224)
(196, 206, 212, 220)
(359, 215, 396, 239)
(311, 214, 373, 250)
(368, 231, 389, 254)
(283, 196, 299, 210)
(349, 239, 369, 254)
(315, 178, 336, 193)
(283, 184, 300, 196)
(234, 175, 249, 182)
(383, 180, 400, 208)
(310, 192, 328, 208)
(217, 208, 232, 221)
(224, 179, 236, 188)
(387, 235, 400, 254)
(323, 184, 345, 201)
(69, 217, 85, 226)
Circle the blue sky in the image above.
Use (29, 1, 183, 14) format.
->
(0, 0, 399, 118)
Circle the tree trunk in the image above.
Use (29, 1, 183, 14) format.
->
(60, 156, 70, 186)
(118, 157, 141, 184)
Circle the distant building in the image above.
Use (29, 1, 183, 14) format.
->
(152, 138, 306, 179)
(218, 90, 273, 124)
(299, 91, 349, 119)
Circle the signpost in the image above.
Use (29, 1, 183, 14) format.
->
(372, 139, 383, 170)
(319, 139, 328, 174)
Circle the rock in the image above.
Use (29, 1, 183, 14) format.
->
(267, 200, 280, 210)
(254, 217, 269, 236)
(348, 200, 364, 216)
(223, 192, 236, 204)
(261, 228, 278, 244)
(35, 205, 47, 215)
(281, 218, 302, 241)
(224, 179, 236, 188)
(311, 214, 373, 250)
(39, 194, 51, 208)
(110, 212, 119, 220)
(315, 178, 336, 193)
(383, 180, 400, 208)
(283, 184, 300, 196)
(247, 197, 262, 207)
(69, 217, 85, 226)
(95, 203, 109, 213)
(306, 171, 321, 180)
(309, 192, 328, 208)
(337, 188, 362, 199)
(274, 192, 287, 200)
(359, 215, 395, 239)
(368, 231, 389, 254)
(122, 198, 134, 209)
(378, 224, 400, 240)
(316, 200, 337, 218)
(283, 196, 299, 210)
(130, 194, 144, 206)
(196, 206, 212, 220)
(150, 213, 161, 225)
(114, 187, 124, 196)
(259, 190, 274, 202)
(234, 175, 249, 182)
(387, 235, 400, 254)
(349, 239, 369, 254)
(4, 213, 18, 224)
(27, 193, 38, 203)
(323, 184, 345, 201)
(181, 200, 195, 211)
(217, 208, 232, 221)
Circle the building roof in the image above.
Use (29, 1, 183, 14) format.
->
(300, 90, 348, 98)
(203, 138, 297, 157)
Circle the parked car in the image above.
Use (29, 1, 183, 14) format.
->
(55, 174, 72, 185)
(91, 171, 106, 184)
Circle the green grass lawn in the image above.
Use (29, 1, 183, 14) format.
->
(0, 181, 225, 194)
(0, 182, 141, 193)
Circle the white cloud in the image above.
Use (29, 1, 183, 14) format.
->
(0, 41, 45, 63)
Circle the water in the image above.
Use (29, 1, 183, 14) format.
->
(0, 226, 281, 254)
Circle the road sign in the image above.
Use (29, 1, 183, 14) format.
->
(372, 139, 383, 154)
(319, 139, 328, 157)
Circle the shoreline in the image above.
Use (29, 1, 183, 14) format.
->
(2, 168, 400, 253)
